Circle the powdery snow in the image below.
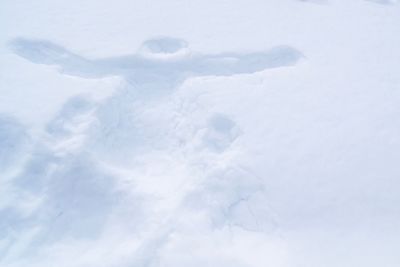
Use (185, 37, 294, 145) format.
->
(1, 1, 400, 267)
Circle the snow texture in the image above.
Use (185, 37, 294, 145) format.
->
(1, 0, 400, 266)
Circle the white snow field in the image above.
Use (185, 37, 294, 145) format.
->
(1, 0, 400, 266)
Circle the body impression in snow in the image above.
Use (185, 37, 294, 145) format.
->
(10, 37, 302, 90)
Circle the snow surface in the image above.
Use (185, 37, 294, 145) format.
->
(1, 0, 400, 266)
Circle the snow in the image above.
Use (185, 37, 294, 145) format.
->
(1, 0, 400, 266)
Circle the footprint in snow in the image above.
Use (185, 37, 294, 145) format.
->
(0, 115, 31, 174)
(202, 113, 241, 152)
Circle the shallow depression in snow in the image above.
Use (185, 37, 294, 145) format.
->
(1, 1, 400, 266)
